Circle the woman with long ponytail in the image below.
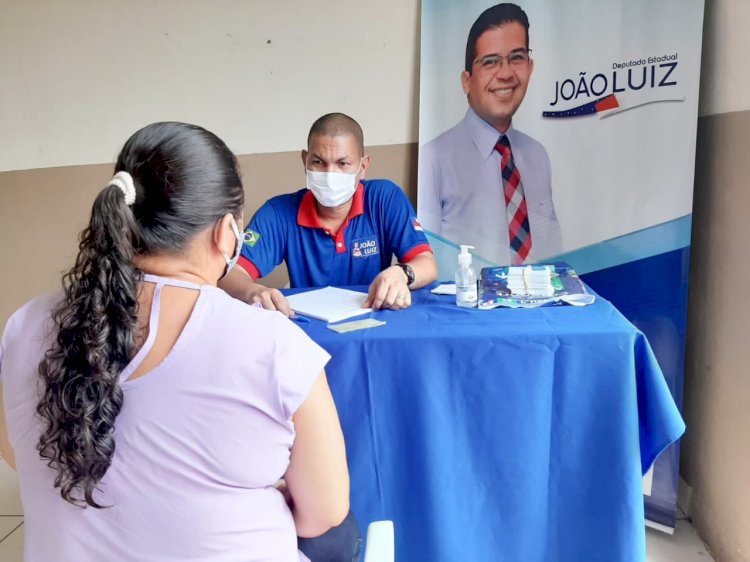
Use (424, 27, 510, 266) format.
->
(0, 122, 352, 561)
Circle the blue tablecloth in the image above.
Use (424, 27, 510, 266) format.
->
(290, 286, 685, 562)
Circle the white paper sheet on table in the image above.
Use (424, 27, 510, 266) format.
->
(431, 283, 457, 295)
(286, 286, 372, 323)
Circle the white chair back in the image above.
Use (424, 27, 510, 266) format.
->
(363, 520, 394, 562)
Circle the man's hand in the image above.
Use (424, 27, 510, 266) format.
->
(219, 266, 294, 317)
(247, 285, 294, 316)
(364, 266, 411, 310)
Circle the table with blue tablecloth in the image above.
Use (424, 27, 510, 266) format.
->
(289, 286, 685, 562)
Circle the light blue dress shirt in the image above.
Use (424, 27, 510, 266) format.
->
(418, 108, 563, 265)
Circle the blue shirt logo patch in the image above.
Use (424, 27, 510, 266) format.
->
(243, 229, 260, 247)
(352, 236, 379, 258)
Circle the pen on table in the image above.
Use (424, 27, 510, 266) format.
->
(291, 314, 311, 323)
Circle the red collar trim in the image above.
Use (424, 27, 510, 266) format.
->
(297, 182, 365, 229)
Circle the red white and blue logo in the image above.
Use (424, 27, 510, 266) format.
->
(411, 217, 423, 232)
(352, 236, 379, 258)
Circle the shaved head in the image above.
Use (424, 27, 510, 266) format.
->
(307, 113, 364, 156)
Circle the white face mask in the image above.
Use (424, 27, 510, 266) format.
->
(306, 161, 362, 208)
(217, 217, 243, 281)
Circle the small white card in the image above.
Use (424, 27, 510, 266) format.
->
(327, 318, 386, 333)
(430, 283, 457, 295)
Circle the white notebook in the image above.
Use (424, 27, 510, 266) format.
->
(286, 286, 372, 323)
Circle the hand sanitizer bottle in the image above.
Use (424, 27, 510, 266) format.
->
(455, 245, 477, 308)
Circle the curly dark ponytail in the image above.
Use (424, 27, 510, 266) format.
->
(36, 122, 243, 508)
(37, 185, 141, 508)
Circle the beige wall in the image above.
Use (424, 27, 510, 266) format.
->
(684, 110, 750, 561)
(0, 1, 420, 171)
(681, 1, 750, 560)
(696, 0, 750, 117)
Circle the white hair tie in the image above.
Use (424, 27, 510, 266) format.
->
(108, 171, 136, 206)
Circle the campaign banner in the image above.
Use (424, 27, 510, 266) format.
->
(418, 0, 704, 528)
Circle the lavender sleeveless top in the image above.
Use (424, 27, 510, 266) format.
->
(0, 275, 329, 561)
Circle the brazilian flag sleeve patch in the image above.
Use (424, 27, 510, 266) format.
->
(243, 229, 261, 247)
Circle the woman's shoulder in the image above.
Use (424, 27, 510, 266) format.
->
(197, 287, 328, 390)
(2, 291, 62, 342)
(201, 287, 324, 354)
(201, 286, 295, 333)
(1, 292, 62, 385)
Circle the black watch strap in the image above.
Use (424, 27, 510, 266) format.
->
(397, 263, 416, 286)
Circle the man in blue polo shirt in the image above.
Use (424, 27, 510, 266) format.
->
(220, 113, 437, 315)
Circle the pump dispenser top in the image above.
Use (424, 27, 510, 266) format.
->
(458, 245, 474, 267)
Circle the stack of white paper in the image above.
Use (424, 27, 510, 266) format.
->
(506, 265, 554, 297)
(286, 286, 372, 323)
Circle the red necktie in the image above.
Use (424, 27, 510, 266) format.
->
(495, 135, 532, 264)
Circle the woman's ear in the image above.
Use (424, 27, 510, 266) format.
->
(214, 213, 239, 257)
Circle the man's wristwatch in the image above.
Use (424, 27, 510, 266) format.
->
(396, 263, 416, 287)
